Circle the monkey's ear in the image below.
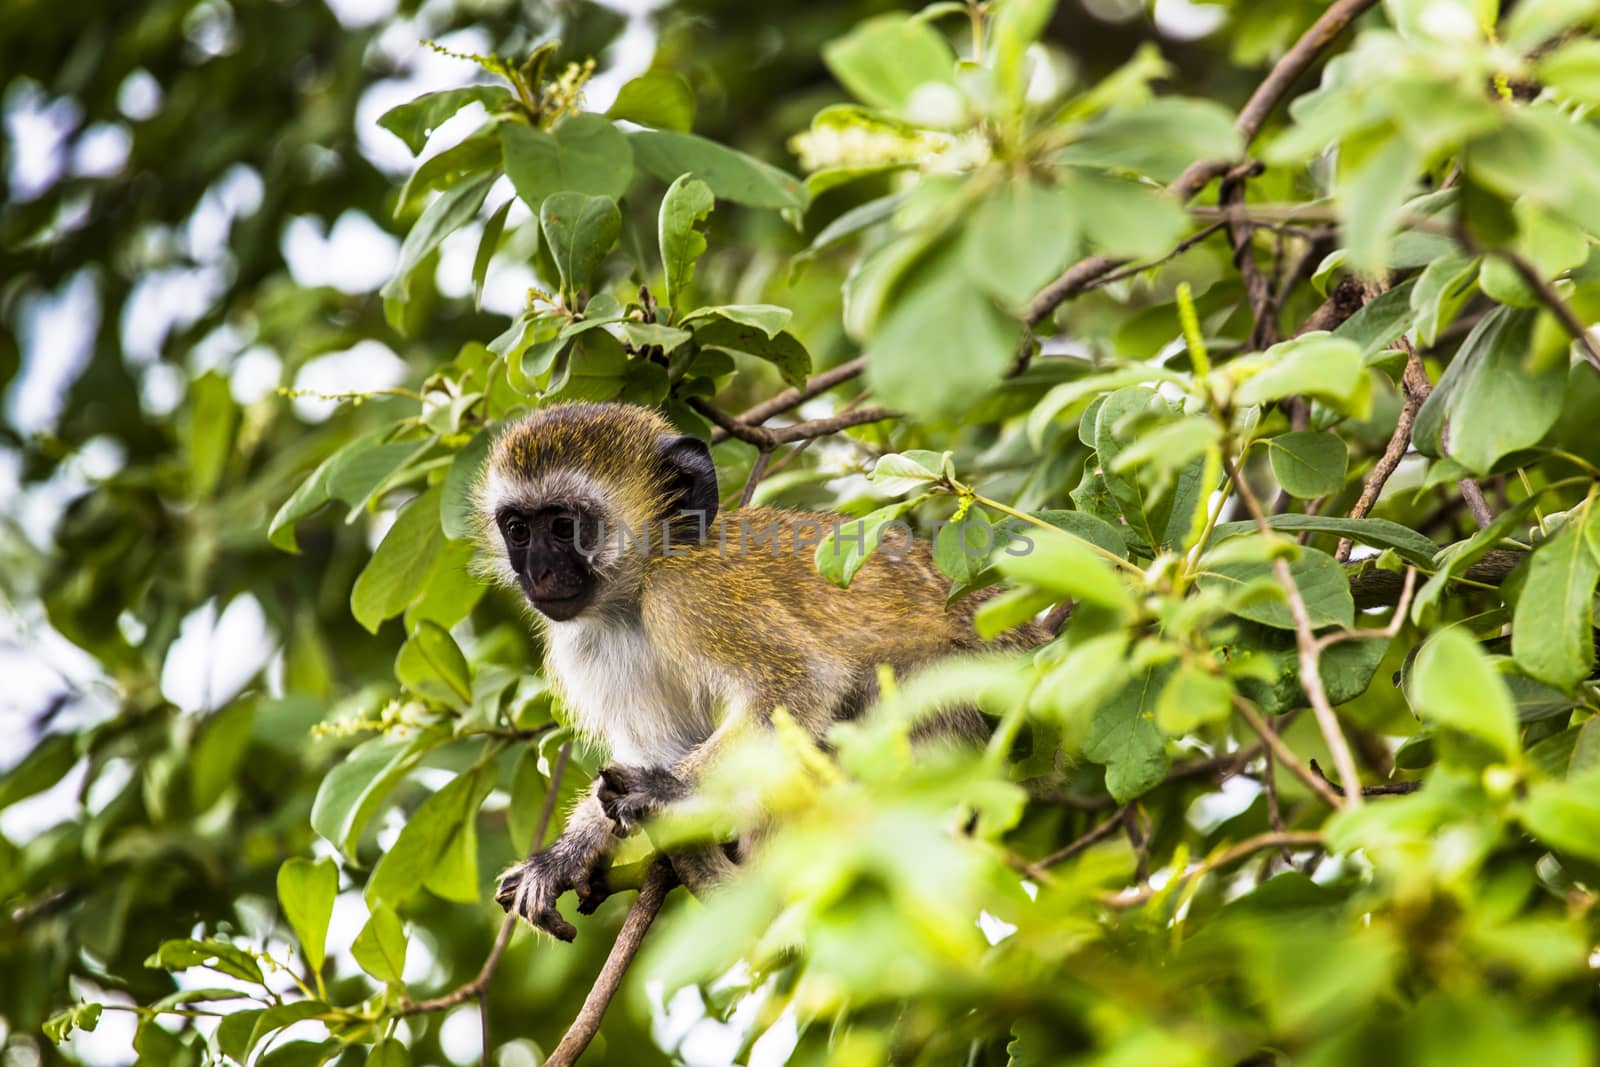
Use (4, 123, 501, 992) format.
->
(660, 435, 719, 529)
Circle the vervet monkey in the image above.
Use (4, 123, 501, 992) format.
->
(477, 402, 1040, 940)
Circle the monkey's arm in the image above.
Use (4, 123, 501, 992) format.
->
(495, 785, 616, 941)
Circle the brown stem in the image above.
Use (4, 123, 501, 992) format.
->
(1496, 248, 1600, 371)
(711, 357, 868, 443)
(1105, 831, 1326, 908)
(543, 859, 678, 1067)
(738, 449, 772, 509)
(1221, 164, 1275, 349)
(1336, 340, 1429, 561)
(404, 742, 575, 1017)
(1226, 456, 1364, 806)
(1022, 0, 1380, 334)
(1036, 807, 1130, 868)
(693, 398, 896, 449)
(1232, 697, 1344, 809)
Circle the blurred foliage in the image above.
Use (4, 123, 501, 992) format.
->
(4, 0, 1600, 1065)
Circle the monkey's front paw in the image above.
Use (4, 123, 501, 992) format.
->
(597, 765, 686, 833)
(494, 853, 580, 942)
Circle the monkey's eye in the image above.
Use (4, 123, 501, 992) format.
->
(505, 519, 531, 548)
(550, 514, 578, 543)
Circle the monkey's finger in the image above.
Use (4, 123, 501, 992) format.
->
(535, 906, 577, 942)
(575, 866, 611, 915)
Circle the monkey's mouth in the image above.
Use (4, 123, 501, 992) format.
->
(528, 589, 592, 622)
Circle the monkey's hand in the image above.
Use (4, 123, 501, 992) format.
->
(494, 844, 610, 942)
(597, 765, 688, 833)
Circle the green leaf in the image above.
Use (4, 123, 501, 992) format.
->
(996, 528, 1134, 614)
(1335, 277, 1417, 357)
(1520, 768, 1600, 862)
(381, 172, 494, 307)
(507, 747, 550, 856)
(1442, 307, 1565, 475)
(868, 449, 950, 495)
(1538, 38, 1600, 106)
(1057, 98, 1242, 184)
(816, 500, 919, 588)
(369, 1038, 414, 1067)
(607, 70, 697, 131)
(351, 487, 445, 633)
(630, 130, 805, 211)
(1094, 387, 1179, 551)
(1060, 168, 1190, 260)
(397, 620, 473, 706)
(1338, 132, 1420, 275)
(1234, 333, 1370, 416)
(1409, 627, 1520, 758)
(500, 113, 634, 213)
(309, 727, 449, 855)
(658, 174, 715, 311)
(1085, 665, 1173, 803)
(396, 131, 501, 217)
(679, 304, 792, 338)
(191, 701, 254, 811)
(1409, 252, 1481, 346)
(694, 319, 811, 389)
(351, 907, 407, 985)
(621, 322, 692, 352)
(0, 732, 76, 810)
(1232, 624, 1389, 714)
(276, 858, 337, 977)
(821, 13, 957, 112)
(471, 198, 512, 308)
(440, 428, 492, 541)
(379, 86, 512, 155)
(185, 371, 236, 498)
(1199, 548, 1355, 630)
(1268, 431, 1348, 499)
(365, 763, 495, 907)
(1155, 662, 1234, 734)
(540, 191, 620, 302)
(269, 435, 418, 553)
(866, 254, 1022, 419)
(1210, 514, 1438, 566)
(934, 512, 994, 587)
(964, 179, 1078, 307)
(1512, 512, 1600, 690)
(145, 938, 265, 985)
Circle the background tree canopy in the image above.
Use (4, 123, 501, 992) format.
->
(5, 0, 1600, 1063)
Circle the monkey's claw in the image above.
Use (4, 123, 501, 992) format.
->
(597, 765, 686, 832)
(495, 855, 578, 942)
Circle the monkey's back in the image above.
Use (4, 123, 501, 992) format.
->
(639, 507, 1040, 735)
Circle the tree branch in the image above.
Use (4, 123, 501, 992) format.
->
(403, 742, 574, 1018)
(1225, 455, 1365, 806)
(543, 858, 678, 1067)
(693, 398, 897, 449)
(711, 357, 868, 443)
(1104, 830, 1326, 908)
(1232, 696, 1345, 809)
(1336, 338, 1430, 561)
(1022, 0, 1380, 333)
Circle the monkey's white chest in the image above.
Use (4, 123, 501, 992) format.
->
(543, 617, 713, 767)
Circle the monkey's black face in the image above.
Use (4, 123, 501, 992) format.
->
(498, 505, 600, 622)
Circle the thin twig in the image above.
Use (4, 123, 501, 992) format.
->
(1336, 339, 1429, 561)
(404, 742, 574, 1017)
(1458, 477, 1494, 529)
(1105, 830, 1326, 909)
(1496, 248, 1600, 371)
(738, 449, 772, 509)
(1225, 456, 1364, 807)
(1232, 697, 1345, 809)
(693, 398, 897, 449)
(1022, 0, 1380, 335)
(1318, 567, 1416, 649)
(1309, 760, 1423, 796)
(1036, 807, 1130, 868)
(710, 357, 868, 443)
(1080, 220, 1230, 291)
(543, 859, 678, 1067)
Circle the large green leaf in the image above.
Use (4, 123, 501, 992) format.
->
(351, 907, 407, 985)
(607, 70, 696, 131)
(351, 487, 445, 633)
(500, 113, 634, 212)
(816, 499, 920, 588)
(381, 172, 495, 305)
(694, 319, 811, 389)
(1440, 307, 1565, 475)
(821, 13, 957, 112)
(1409, 627, 1520, 759)
(996, 528, 1134, 614)
(1085, 665, 1173, 803)
(1512, 511, 1599, 689)
(276, 858, 337, 977)
(539, 191, 621, 301)
(630, 129, 804, 211)
(1057, 98, 1242, 184)
(1199, 547, 1355, 631)
(379, 86, 512, 155)
(1094, 387, 1178, 552)
(1210, 515, 1439, 566)
(964, 179, 1078, 307)
(1235, 333, 1370, 417)
(658, 174, 715, 312)
(309, 727, 449, 855)
(1268, 431, 1348, 499)
(365, 763, 496, 907)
